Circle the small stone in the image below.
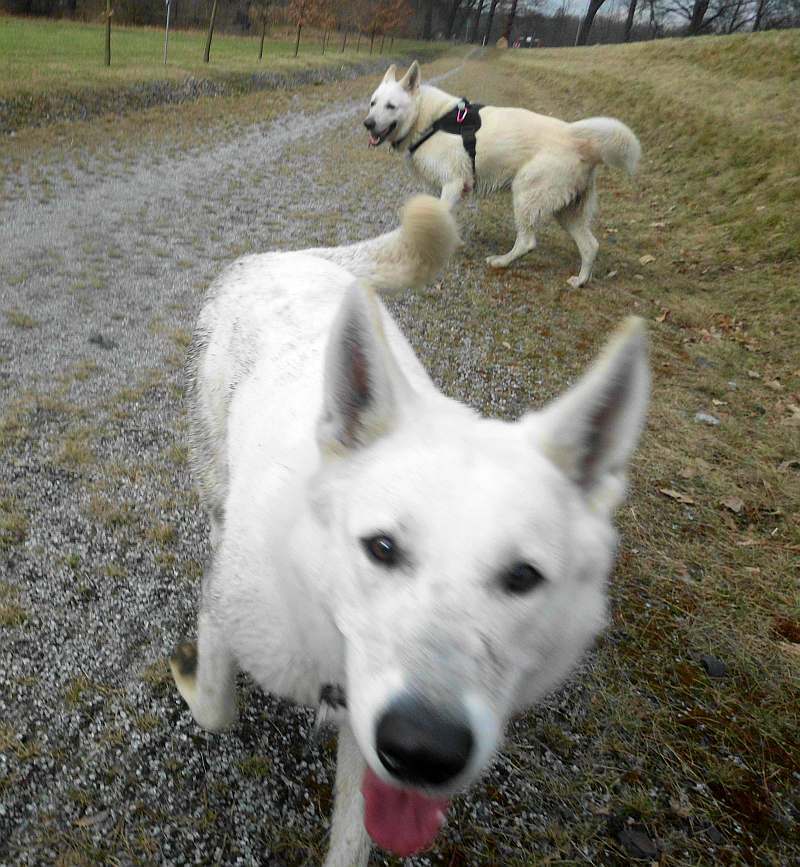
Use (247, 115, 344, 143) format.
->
(694, 412, 720, 426)
(617, 827, 659, 859)
(88, 332, 117, 350)
(699, 654, 727, 678)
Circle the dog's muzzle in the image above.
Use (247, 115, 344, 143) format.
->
(364, 119, 397, 148)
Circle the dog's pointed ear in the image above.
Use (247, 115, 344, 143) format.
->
(399, 60, 421, 93)
(382, 64, 397, 84)
(526, 318, 649, 512)
(317, 286, 407, 458)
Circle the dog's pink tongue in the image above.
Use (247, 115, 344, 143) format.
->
(368, 133, 380, 147)
(362, 767, 449, 857)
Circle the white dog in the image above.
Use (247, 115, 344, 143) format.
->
(169, 195, 649, 866)
(364, 61, 641, 288)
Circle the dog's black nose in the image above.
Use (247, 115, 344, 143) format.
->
(364, 118, 376, 131)
(375, 697, 473, 787)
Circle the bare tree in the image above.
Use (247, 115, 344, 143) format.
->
(501, 0, 518, 40)
(250, 0, 273, 60)
(470, 0, 486, 41)
(104, 0, 112, 66)
(483, 0, 501, 42)
(687, 0, 711, 32)
(624, 0, 638, 39)
(288, 0, 310, 56)
(753, 0, 769, 26)
(575, 0, 608, 43)
(203, 0, 218, 62)
(441, 0, 475, 39)
(421, 0, 434, 37)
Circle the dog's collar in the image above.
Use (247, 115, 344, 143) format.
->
(405, 98, 484, 179)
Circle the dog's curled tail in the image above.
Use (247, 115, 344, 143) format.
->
(570, 117, 641, 176)
(309, 195, 460, 293)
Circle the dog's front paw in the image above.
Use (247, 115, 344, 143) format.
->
(169, 640, 238, 732)
(566, 275, 586, 289)
(486, 255, 509, 269)
(169, 640, 199, 704)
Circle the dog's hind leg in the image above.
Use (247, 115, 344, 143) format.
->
(324, 722, 370, 867)
(556, 169, 599, 288)
(169, 611, 238, 733)
(485, 166, 540, 269)
(486, 152, 587, 270)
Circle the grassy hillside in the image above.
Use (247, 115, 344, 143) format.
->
(466, 30, 798, 864)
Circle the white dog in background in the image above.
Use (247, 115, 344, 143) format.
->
(169, 194, 649, 866)
(364, 61, 641, 288)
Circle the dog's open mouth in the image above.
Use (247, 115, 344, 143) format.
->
(361, 767, 449, 856)
(368, 121, 397, 148)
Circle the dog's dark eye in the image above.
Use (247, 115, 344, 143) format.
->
(386, 103, 396, 111)
(500, 562, 547, 595)
(362, 534, 398, 566)
(370, 99, 376, 107)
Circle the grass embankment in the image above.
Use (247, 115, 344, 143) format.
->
(0, 15, 439, 130)
(445, 30, 798, 864)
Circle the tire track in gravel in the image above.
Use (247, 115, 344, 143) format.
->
(0, 58, 468, 404)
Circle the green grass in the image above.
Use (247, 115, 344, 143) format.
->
(4, 309, 39, 329)
(0, 16, 435, 100)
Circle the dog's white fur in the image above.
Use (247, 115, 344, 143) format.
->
(170, 195, 649, 866)
(364, 61, 641, 287)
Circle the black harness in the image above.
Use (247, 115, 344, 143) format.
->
(405, 98, 484, 179)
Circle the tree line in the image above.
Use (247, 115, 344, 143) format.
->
(3, 0, 798, 46)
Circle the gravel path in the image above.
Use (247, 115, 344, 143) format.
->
(1, 56, 594, 866)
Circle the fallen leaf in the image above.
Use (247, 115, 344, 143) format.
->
(669, 797, 692, 818)
(639, 254, 656, 265)
(778, 459, 800, 472)
(655, 308, 670, 323)
(766, 379, 783, 392)
(777, 642, 800, 658)
(649, 221, 666, 228)
(605, 269, 618, 279)
(747, 369, 761, 379)
(659, 488, 695, 505)
(712, 399, 727, 407)
(501, 341, 511, 350)
(721, 496, 745, 514)
(679, 466, 697, 479)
